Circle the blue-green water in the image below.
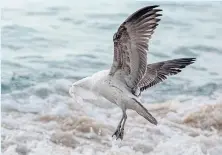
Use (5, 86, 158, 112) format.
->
(1, 1, 222, 103)
(2, 1, 222, 154)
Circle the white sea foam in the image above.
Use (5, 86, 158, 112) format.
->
(2, 0, 222, 154)
(1, 78, 222, 155)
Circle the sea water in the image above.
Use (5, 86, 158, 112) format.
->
(1, 0, 222, 154)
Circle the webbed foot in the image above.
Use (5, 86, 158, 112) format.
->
(112, 126, 124, 140)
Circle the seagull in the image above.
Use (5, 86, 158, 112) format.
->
(69, 5, 196, 140)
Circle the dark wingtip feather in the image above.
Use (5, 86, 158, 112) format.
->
(169, 57, 196, 71)
(150, 5, 160, 9)
(124, 5, 162, 23)
(181, 58, 196, 65)
(190, 57, 196, 63)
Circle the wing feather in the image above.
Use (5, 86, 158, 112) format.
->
(139, 58, 196, 92)
(109, 5, 162, 89)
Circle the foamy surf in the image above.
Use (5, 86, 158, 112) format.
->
(2, 1, 222, 154)
(1, 79, 222, 155)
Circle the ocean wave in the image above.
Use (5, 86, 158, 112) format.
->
(2, 79, 222, 155)
(2, 1, 222, 154)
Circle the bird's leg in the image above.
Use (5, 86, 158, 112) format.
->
(112, 111, 127, 140)
(119, 112, 127, 140)
(112, 114, 124, 137)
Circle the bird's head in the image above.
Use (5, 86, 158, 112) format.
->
(69, 77, 92, 102)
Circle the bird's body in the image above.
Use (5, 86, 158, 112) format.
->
(71, 70, 138, 108)
(69, 5, 196, 140)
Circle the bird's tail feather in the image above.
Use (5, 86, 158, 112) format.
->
(131, 98, 157, 125)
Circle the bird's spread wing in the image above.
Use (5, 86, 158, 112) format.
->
(109, 5, 162, 89)
(138, 58, 196, 91)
